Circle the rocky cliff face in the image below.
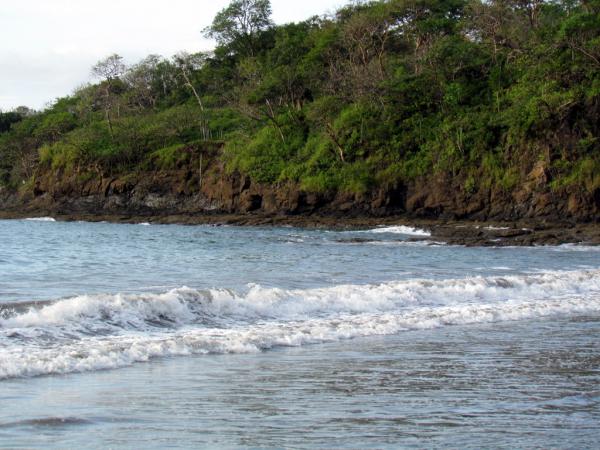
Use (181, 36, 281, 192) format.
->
(1, 149, 598, 223)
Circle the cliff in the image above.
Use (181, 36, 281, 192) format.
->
(2, 145, 598, 224)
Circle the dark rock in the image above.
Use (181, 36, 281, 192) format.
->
(1, 147, 598, 246)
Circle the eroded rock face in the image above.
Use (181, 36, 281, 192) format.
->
(1, 149, 598, 223)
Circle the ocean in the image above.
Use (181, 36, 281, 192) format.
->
(1, 219, 599, 448)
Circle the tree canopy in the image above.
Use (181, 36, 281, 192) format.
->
(1, 0, 599, 199)
(205, 0, 274, 56)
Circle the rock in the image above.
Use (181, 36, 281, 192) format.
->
(2, 145, 598, 232)
(239, 192, 262, 212)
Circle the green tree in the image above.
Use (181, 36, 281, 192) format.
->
(33, 112, 77, 142)
(205, 0, 273, 56)
(91, 54, 128, 137)
(0, 112, 22, 134)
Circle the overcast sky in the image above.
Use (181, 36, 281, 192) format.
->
(0, 0, 345, 111)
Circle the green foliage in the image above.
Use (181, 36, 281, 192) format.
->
(299, 172, 338, 193)
(551, 157, 600, 192)
(0, 112, 22, 133)
(2, 0, 599, 198)
(145, 144, 189, 170)
(464, 175, 477, 195)
(205, 0, 274, 56)
(33, 112, 77, 141)
(224, 126, 289, 183)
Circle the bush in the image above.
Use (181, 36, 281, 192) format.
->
(145, 144, 189, 170)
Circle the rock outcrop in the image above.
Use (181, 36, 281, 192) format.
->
(1, 147, 598, 224)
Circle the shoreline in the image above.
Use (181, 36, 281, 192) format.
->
(1, 209, 599, 247)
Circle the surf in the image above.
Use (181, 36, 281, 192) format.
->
(2, 269, 600, 379)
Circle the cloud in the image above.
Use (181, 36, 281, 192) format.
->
(0, 0, 344, 110)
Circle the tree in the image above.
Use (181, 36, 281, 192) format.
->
(326, 3, 399, 101)
(33, 112, 77, 142)
(91, 54, 127, 81)
(124, 54, 165, 110)
(559, 6, 600, 68)
(173, 52, 211, 140)
(13, 106, 37, 117)
(387, 0, 466, 74)
(205, 0, 273, 56)
(91, 54, 127, 137)
(233, 57, 287, 143)
(122, 57, 181, 108)
(0, 112, 22, 133)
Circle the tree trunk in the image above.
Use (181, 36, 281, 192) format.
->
(180, 68, 210, 140)
(265, 99, 285, 144)
(326, 123, 346, 163)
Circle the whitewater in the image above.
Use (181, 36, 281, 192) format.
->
(1, 269, 600, 379)
(1, 219, 599, 448)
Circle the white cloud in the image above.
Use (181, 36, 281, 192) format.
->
(0, 0, 345, 110)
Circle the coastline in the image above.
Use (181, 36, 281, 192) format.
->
(1, 209, 598, 247)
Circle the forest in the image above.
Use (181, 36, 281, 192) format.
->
(1, 0, 599, 204)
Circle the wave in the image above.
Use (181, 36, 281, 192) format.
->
(1, 295, 598, 379)
(554, 244, 600, 252)
(3, 269, 599, 330)
(1, 269, 599, 379)
(365, 240, 446, 247)
(365, 225, 431, 236)
(24, 217, 56, 222)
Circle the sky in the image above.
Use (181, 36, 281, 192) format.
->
(0, 0, 345, 111)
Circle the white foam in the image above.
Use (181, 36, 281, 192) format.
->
(367, 225, 431, 236)
(366, 240, 446, 247)
(1, 269, 600, 379)
(3, 269, 598, 331)
(1, 293, 599, 379)
(24, 217, 56, 222)
(554, 244, 600, 252)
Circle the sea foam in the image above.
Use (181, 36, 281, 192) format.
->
(24, 217, 56, 222)
(1, 269, 599, 379)
(367, 225, 431, 236)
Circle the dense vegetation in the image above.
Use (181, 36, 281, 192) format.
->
(1, 0, 599, 199)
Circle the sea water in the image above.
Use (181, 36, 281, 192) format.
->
(0, 219, 599, 448)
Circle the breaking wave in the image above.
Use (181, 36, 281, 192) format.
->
(24, 217, 56, 222)
(365, 225, 431, 236)
(1, 269, 599, 379)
